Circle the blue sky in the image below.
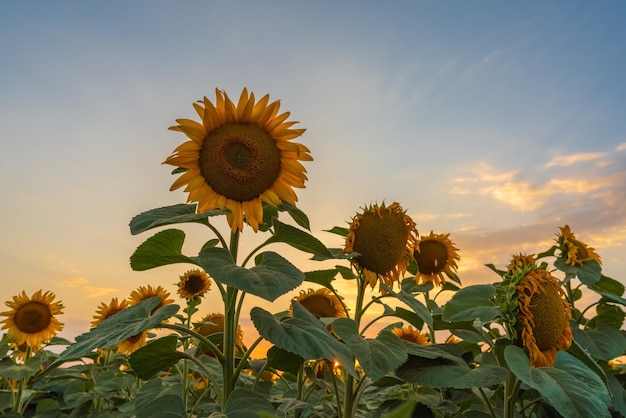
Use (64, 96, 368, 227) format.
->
(1, 1, 625, 344)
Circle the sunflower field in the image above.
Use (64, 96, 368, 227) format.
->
(1, 88, 625, 418)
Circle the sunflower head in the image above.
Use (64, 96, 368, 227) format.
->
(91, 297, 129, 328)
(291, 288, 346, 318)
(9, 341, 42, 362)
(0, 290, 64, 347)
(391, 325, 430, 345)
(117, 331, 148, 355)
(129, 285, 174, 315)
(516, 269, 573, 367)
(177, 269, 212, 300)
(413, 231, 460, 287)
(194, 313, 244, 354)
(344, 202, 418, 290)
(557, 225, 601, 267)
(506, 253, 536, 276)
(163, 87, 312, 232)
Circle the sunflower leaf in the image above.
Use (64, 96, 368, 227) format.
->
(129, 203, 226, 235)
(250, 303, 357, 378)
(571, 323, 626, 361)
(504, 345, 611, 418)
(197, 249, 304, 301)
(554, 258, 602, 285)
(279, 202, 310, 231)
(264, 219, 333, 259)
(130, 229, 199, 271)
(441, 284, 501, 323)
(129, 336, 185, 380)
(304, 269, 338, 288)
(381, 284, 433, 330)
(224, 388, 276, 417)
(332, 318, 407, 381)
(384, 306, 425, 331)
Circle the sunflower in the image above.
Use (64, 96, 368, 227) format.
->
(91, 297, 129, 328)
(0, 290, 64, 347)
(557, 225, 602, 267)
(177, 269, 212, 300)
(129, 285, 175, 314)
(194, 313, 244, 354)
(391, 325, 430, 345)
(506, 253, 536, 276)
(413, 232, 460, 286)
(344, 202, 418, 290)
(117, 331, 148, 355)
(163, 87, 312, 232)
(9, 341, 42, 362)
(516, 269, 573, 367)
(291, 288, 346, 318)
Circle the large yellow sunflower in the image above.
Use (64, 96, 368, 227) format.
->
(344, 202, 418, 290)
(292, 288, 346, 318)
(194, 313, 244, 354)
(413, 232, 460, 287)
(391, 325, 430, 345)
(163, 87, 312, 232)
(91, 297, 129, 328)
(557, 225, 602, 267)
(177, 269, 212, 300)
(517, 269, 573, 367)
(0, 290, 64, 347)
(129, 285, 175, 315)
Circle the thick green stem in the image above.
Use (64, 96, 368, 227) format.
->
(222, 230, 240, 408)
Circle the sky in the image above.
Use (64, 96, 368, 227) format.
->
(1, 1, 625, 350)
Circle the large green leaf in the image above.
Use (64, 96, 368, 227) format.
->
(266, 346, 305, 375)
(554, 258, 602, 285)
(133, 379, 186, 418)
(441, 284, 501, 323)
(36, 298, 179, 379)
(395, 343, 507, 389)
(571, 323, 626, 361)
(381, 284, 433, 330)
(262, 220, 333, 259)
(504, 345, 611, 418)
(197, 249, 303, 301)
(129, 336, 185, 379)
(332, 318, 407, 381)
(251, 302, 357, 377)
(224, 388, 275, 417)
(129, 203, 227, 235)
(591, 275, 625, 297)
(304, 269, 338, 288)
(607, 374, 626, 417)
(130, 229, 198, 271)
(0, 356, 41, 380)
(279, 202, 311, 231)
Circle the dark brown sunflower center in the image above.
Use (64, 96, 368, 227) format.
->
(184, 275, 206, 294)
(352, 210, 409, 275)
(199, 123, 282, 201)
(300, 295, 338, 318)
(529, 283, 567, 351)
(415, 240, 448, 275)
(14, 302, 51, 333)
(126, 333, 144, 344)
(573, 240, 590, 260)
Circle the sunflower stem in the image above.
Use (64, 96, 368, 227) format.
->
(221, 230, 241, 409)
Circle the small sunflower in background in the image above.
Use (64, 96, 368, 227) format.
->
(194, 313, 245, 354)
(9, 341, 42, 362)
(557, 225, 601, 267)
(163, 87, 312, 232)
(391, 325, 430, 345)
(129, 285, 175, 314)
(91, 297, 129, 328)
(292, 288, 346, 318)
(413, 231, 460, 287)
(177, 269, 212, 300)
(344, 202, 418, 290)
(0, 290, 64, 348)
(117, 331, 148, 355)
(515, 268, 573, 367)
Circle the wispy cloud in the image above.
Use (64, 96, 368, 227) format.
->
(617, 142, 626, 152)
(544, 152, 606, 168)
(60, 277, 117, 299)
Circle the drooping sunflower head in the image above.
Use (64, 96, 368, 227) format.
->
(194, 313, 244, 353)
(91, 297, 129, 328)
(177, 269, 212, 300)
(117, 331, 148, 355)
(163, 88, 312, 232)
(128, 285, 174, 315)
(0, 290, 64, 348)
(413, 231, 460, 287)
(506, 253, 536, 276)
(291, 288, 346, 318)
(344, 202, 418, 290)
(391, 325, 430, 345)
(557, 225, 602, 267)
(516, 269, 573, 367)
